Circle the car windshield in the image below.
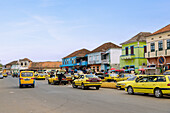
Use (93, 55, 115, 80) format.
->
(110, 74, 117, 77)
(127, 76, 137, 81)
(125, 74, 134, 77)
(86, 75, 98, 78)
(163, 71, 170, 75)
(39, 74, 45, 76)
(21, 72, 33, 77)
(168, 76, 170, 81)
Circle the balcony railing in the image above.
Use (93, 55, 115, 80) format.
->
(120, 54, 135, 60)
(101, 59, 109, 64)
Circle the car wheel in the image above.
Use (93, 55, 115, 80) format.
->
(72, 83, 77, 88)
(154, 88, 163, 98)
(19, 84, 23, 88)
(32, 84, 35, 88)
(127, 86, 134, 95)
(48, 80, 51, 84)
(81, 83, 86, 90)
(96, 86, 100, 90)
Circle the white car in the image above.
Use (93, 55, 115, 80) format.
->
(0, 73, 3, 79)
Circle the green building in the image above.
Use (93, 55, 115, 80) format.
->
(120, 32, 151, 73)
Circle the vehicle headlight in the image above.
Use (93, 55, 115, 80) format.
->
(121, 83, 125, 85)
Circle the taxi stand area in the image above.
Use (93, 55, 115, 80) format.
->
(2, 69, 170, 98)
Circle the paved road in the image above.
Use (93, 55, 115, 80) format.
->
(0, 77, 170, 113)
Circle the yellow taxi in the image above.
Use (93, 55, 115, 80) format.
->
(19, 71, 35, 88)
(95, 72, 105, 82)
(163, 70, 170, 75)
(35, 73, 46, 80)
(3, 73, 7, 77)
(65, 74, 72, 81)
(104, 73, 119, 82)
(116, 75, 144, 89)
(125, 75, 170, 98)
(48, 74, 68, 85)
(72, 74, 102, 90)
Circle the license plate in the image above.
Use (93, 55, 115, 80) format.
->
(24, 78, 30, 81)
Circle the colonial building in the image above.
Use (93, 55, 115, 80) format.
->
(18, 58, 32, 70)
(60, 49, 90, 71)
(29, 61, 62, 72)
(145, 24, 170, 74)
(4, 58, 32, 73)
(88, 42, 121, 72)
(120, 32, 151, 73)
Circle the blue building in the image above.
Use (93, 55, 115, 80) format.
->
(60, 49, 90, 71)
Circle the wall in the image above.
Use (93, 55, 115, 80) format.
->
(88, 52, 101, 64)
(120, 41, 147, 72)
(146, 31, 170, 58)
(110, 48, 122, 64)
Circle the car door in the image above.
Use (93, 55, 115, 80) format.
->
(79, 75, 84, 85)
(134, 77, 148, 93)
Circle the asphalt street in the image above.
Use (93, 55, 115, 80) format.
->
(0, 76, 170, 113)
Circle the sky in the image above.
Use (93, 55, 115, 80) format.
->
(0, 0, 170, 64)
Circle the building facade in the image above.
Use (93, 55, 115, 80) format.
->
(60, 49, 90, 71)
(120, 32, 151, 73)
(88, 42, 121, 72)
(101, 48, 121, 71)
(145, 24, 170, 74)
(29, 61, 62, 72)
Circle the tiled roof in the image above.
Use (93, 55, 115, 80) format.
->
(149, 24, 170, 36)
(29, 61, 62, 69)
(19, 58, 32, 62)
(63, 48, 90, 59)
(120, 32, 151, 45)
(6, 61, 18, 66)
(90, 42, 121, 53)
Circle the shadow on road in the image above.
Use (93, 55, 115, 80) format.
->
(123, 92, 170, 99)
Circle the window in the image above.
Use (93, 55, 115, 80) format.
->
(21, 62, 23, 66)
(130, 46, 134, 55)
(96, 55, 99, 60)
(93, 66, 95, 71)
(25, 62, 27, 66)
(150, 42, 155, 52)
(167, 39, 170, 49)
(144, 46, 147, 53)
(137, 77, 148, 82)
(97, 66, 99, 71)
(125, 47, 128, 55)
(158, 40, 163, 51)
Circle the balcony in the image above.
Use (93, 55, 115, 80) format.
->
(101, 59, 109, 64)
(120, 54, 135, 60)
(145, 50, 168, 58)
(76, 61, 88, 66)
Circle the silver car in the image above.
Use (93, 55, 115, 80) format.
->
(0, 73, 3, 79)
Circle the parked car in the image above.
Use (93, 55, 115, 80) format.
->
(3, 73, 7, 77)
(65, 74, 72, 82)
(163, 70, 170, 75)
(48, 74, 68, 85)
(72, 74, 102, 90)
(35, 73, 46, 80)
(95, 72, 105, 82)
(116, 75, 145, 89)
(19, 71, 35, 88)
(125, 75, 170, 98)
(0, 73, 3, 79)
